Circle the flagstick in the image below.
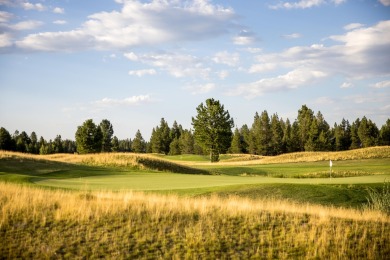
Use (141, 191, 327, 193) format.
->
(329, 160, 332, 179)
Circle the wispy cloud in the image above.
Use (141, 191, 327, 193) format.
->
(124, 51, 211, 79)
(185, 83, 216, 95)
(379, 0, 390, 6)
(93, 95, 152, 107)
(212, 51, 240, 67)
(230, 68, 327, 97)
(370, 80, 390, 89)
(232, 21, 390, 97)
(128, 69, 156, 77)
(270, 0, 345, 10)
(12, 0, 236, 52)
(343, 23, 364, 31)
(53, 7, 64, 14)
(282, 33, 302, 39)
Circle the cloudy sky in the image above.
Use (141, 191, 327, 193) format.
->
(1, 0, 389, 140)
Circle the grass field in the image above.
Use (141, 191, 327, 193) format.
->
(1, 147, 390, 258)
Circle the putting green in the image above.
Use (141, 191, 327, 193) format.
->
(33, 172, 390, 191)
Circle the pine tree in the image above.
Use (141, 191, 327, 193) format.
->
(270, 113, 283, 155)
(0, 127, 14, 151)
(100, 119, 114, 152)
(111, 136, 119, 152)
(132, 130, 146, 153)
(230, 128, 242, 154)
(75, 119, 103, 154)
(358, 116, 379, 147)
(192, 98, 234, 162)
(297, 105, 314, 151)
(350, 119, 361, 149)
(240, 124, 250, 154)
(179, 130, 194, 154)
(379, 119, 390, 146)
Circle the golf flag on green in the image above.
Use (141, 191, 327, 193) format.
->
(330, 160, 332, 167)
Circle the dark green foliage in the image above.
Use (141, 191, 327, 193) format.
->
(178, 130, 194, 154)
(358, 116, 379, 148)
(75, 119, 103, 154)
(0, 127, 14, 151)
(132, 130, 146, 153)
(100, 119, 114, 152)
(192, 98, 234, 162)
(379, 119, 390, 145)
(229, 128, 243, 154)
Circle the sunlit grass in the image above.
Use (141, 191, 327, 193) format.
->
(1, 182, 389, 258)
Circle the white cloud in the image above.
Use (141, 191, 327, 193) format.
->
(53, 7, 64, 14)
(128, 69, 156, 77)
(212, 51, 240, 67)
(0, 11, 13, 23)
(231, 68, 327, 97)
(232, 30, 256, 45)
(249, 63, 277, 73)
(270, 0, 345, 9)
(370, 80, 390, 88)
(343, 23, 364, 31)
(245, 47, 262, 53)
(94, 95, 152, 107)
(53, 20, 67, 25)
(9, 20, 43, 30)
(379, 0, 390, 6)
(340, 82, 353, 88)
(0, 33, 12, 47)
(15, 0, 236, 52)
(246, 21, 390, 79)
(185, 83, 216, 95)
(22, 2, 46, 11)
(282, 33, 302, 39)
(124, 51, 211, 79)
(217, 70, 229, 79)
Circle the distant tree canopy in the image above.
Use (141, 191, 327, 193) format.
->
(192, 98, 234, 162)
(1, 101, 389, 157)
(75, 119, 103, 154)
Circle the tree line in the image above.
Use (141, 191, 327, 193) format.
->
(1, 102, 389, 158)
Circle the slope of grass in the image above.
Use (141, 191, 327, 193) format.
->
(1, 182, 389, 259)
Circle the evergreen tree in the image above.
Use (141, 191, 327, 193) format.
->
(111, 136, 119, 152)
(0, 127, 13, 151)
(132, 130, 146, 153)
(53, 135, 64, 153)
(240, 124, 250, 153)
(350, 118, 361, 149)
(192, 98, 234, 162)
(358, 116, 379, 147)
(249, 112, 260, 154)
(28, 131, 39, 154)
(305, 119, 319, 151)
(169, 138, 181, 155)
(297, 105, 314, 151)
(379, 119, 390, 146)
(230, 128, 242, 154)
(179, 129, 194, 154)
(100, 119, 114, 152)
(270, 114, 283, 155)
(257, 110, 272, 155)
(118, 139, 132, 152)
(334, 119, 351, 151)
(75, 119, 103, 154)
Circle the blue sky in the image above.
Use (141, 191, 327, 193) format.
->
(1, 0, 389, 140)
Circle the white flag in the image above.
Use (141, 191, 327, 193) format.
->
(330, 160, 333, 167)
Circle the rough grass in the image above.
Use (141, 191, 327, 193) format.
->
(1, 182, 389, 259)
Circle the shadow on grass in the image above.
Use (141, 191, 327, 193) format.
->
(0, 155, 210, 185)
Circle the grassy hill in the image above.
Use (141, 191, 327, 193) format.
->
(0, 182, 389, 259)
(1, 147, 390, 258)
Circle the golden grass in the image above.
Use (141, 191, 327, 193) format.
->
(1, 146, 389, 168)
(193, 146, 390, 166)
(1, 182, 389, 258)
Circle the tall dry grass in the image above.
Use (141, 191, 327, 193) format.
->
(1, 182, 389, 259)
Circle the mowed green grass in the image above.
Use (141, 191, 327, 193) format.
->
(1, 153, 389, 208)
